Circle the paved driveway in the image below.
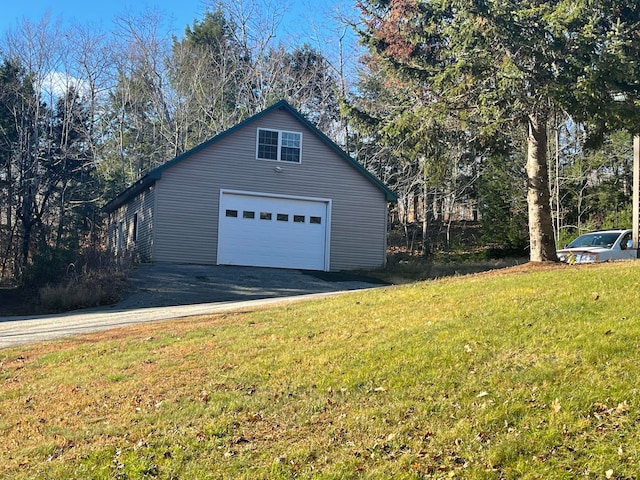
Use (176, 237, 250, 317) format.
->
(0, 264, 387, 348)
(115, 264, 386, 309)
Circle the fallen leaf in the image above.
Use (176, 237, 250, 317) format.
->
(606, 469, 614, 478)
(232, 435, 250, 444)
(477, 391, 489, 398)
(247, 413, 262, 422)
(552, 398, 561, 413)
(614, 401, 628, 414)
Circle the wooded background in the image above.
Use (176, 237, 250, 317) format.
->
(1, 0, 639, 284)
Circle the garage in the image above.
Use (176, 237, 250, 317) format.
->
(217, 190, 330, 271)
(104, 101, 395, 270)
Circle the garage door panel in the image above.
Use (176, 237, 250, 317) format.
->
(218, 192, 329, 270)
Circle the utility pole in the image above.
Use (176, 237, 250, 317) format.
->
(634, 136, 640, 256)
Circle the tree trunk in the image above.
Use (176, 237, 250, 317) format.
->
(422, 182, 430, 257)
(526, 114, 558, 262)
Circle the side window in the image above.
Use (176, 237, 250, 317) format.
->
(132, 212, 138, 243)
(117, 220, 124, 253)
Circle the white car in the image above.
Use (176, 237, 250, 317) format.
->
(557, 229, 636, 264)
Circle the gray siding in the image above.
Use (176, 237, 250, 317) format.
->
(153, 108, 388, 270)
(106, 186, 155, 261)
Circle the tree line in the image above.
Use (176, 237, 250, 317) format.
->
(0, 3, 345, 283)
(1, 0, 639, 285)
(350, 0, 640, 261)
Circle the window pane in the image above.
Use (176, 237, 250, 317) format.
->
(259, 129, 279, 144)
(277, 213, 289, 222)
(258, 144, 278, 160)
(293, 215, 305, 223)
(281, 146, 300, 163)
(310, 216, 321, 224)
(226, 209, 238, 217)
(281, 132, 300, 148)
(243, 211, 255, 219)
(260, 212, 272, 220)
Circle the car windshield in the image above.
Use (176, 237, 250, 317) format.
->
(567, 232, 620, 249)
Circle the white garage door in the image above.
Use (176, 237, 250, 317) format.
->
(217, 191, 330, 271)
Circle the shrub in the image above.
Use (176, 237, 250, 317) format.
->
(36, 245, 131, 313)
(38, 272, 126, 312)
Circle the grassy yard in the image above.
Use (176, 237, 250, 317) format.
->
(1, 262, 640, 479)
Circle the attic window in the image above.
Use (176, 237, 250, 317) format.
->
(257, 128, 302, 163)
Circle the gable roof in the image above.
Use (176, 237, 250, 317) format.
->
(103, 100, 396, 213)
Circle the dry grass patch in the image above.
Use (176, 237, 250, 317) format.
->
(366, 251, 528, 284)
(37, 271, 127, 313)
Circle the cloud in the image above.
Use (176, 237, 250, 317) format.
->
(41, 71, 90, 99)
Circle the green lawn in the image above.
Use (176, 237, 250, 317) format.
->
(1, 262, 640, 479)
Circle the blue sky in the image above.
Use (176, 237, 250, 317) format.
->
(2, 0, 209, 35)
(1, 0, 359, 47)
(1, 0, 364, 92)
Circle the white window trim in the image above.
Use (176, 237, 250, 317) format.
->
(256, 128, 303, 163)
